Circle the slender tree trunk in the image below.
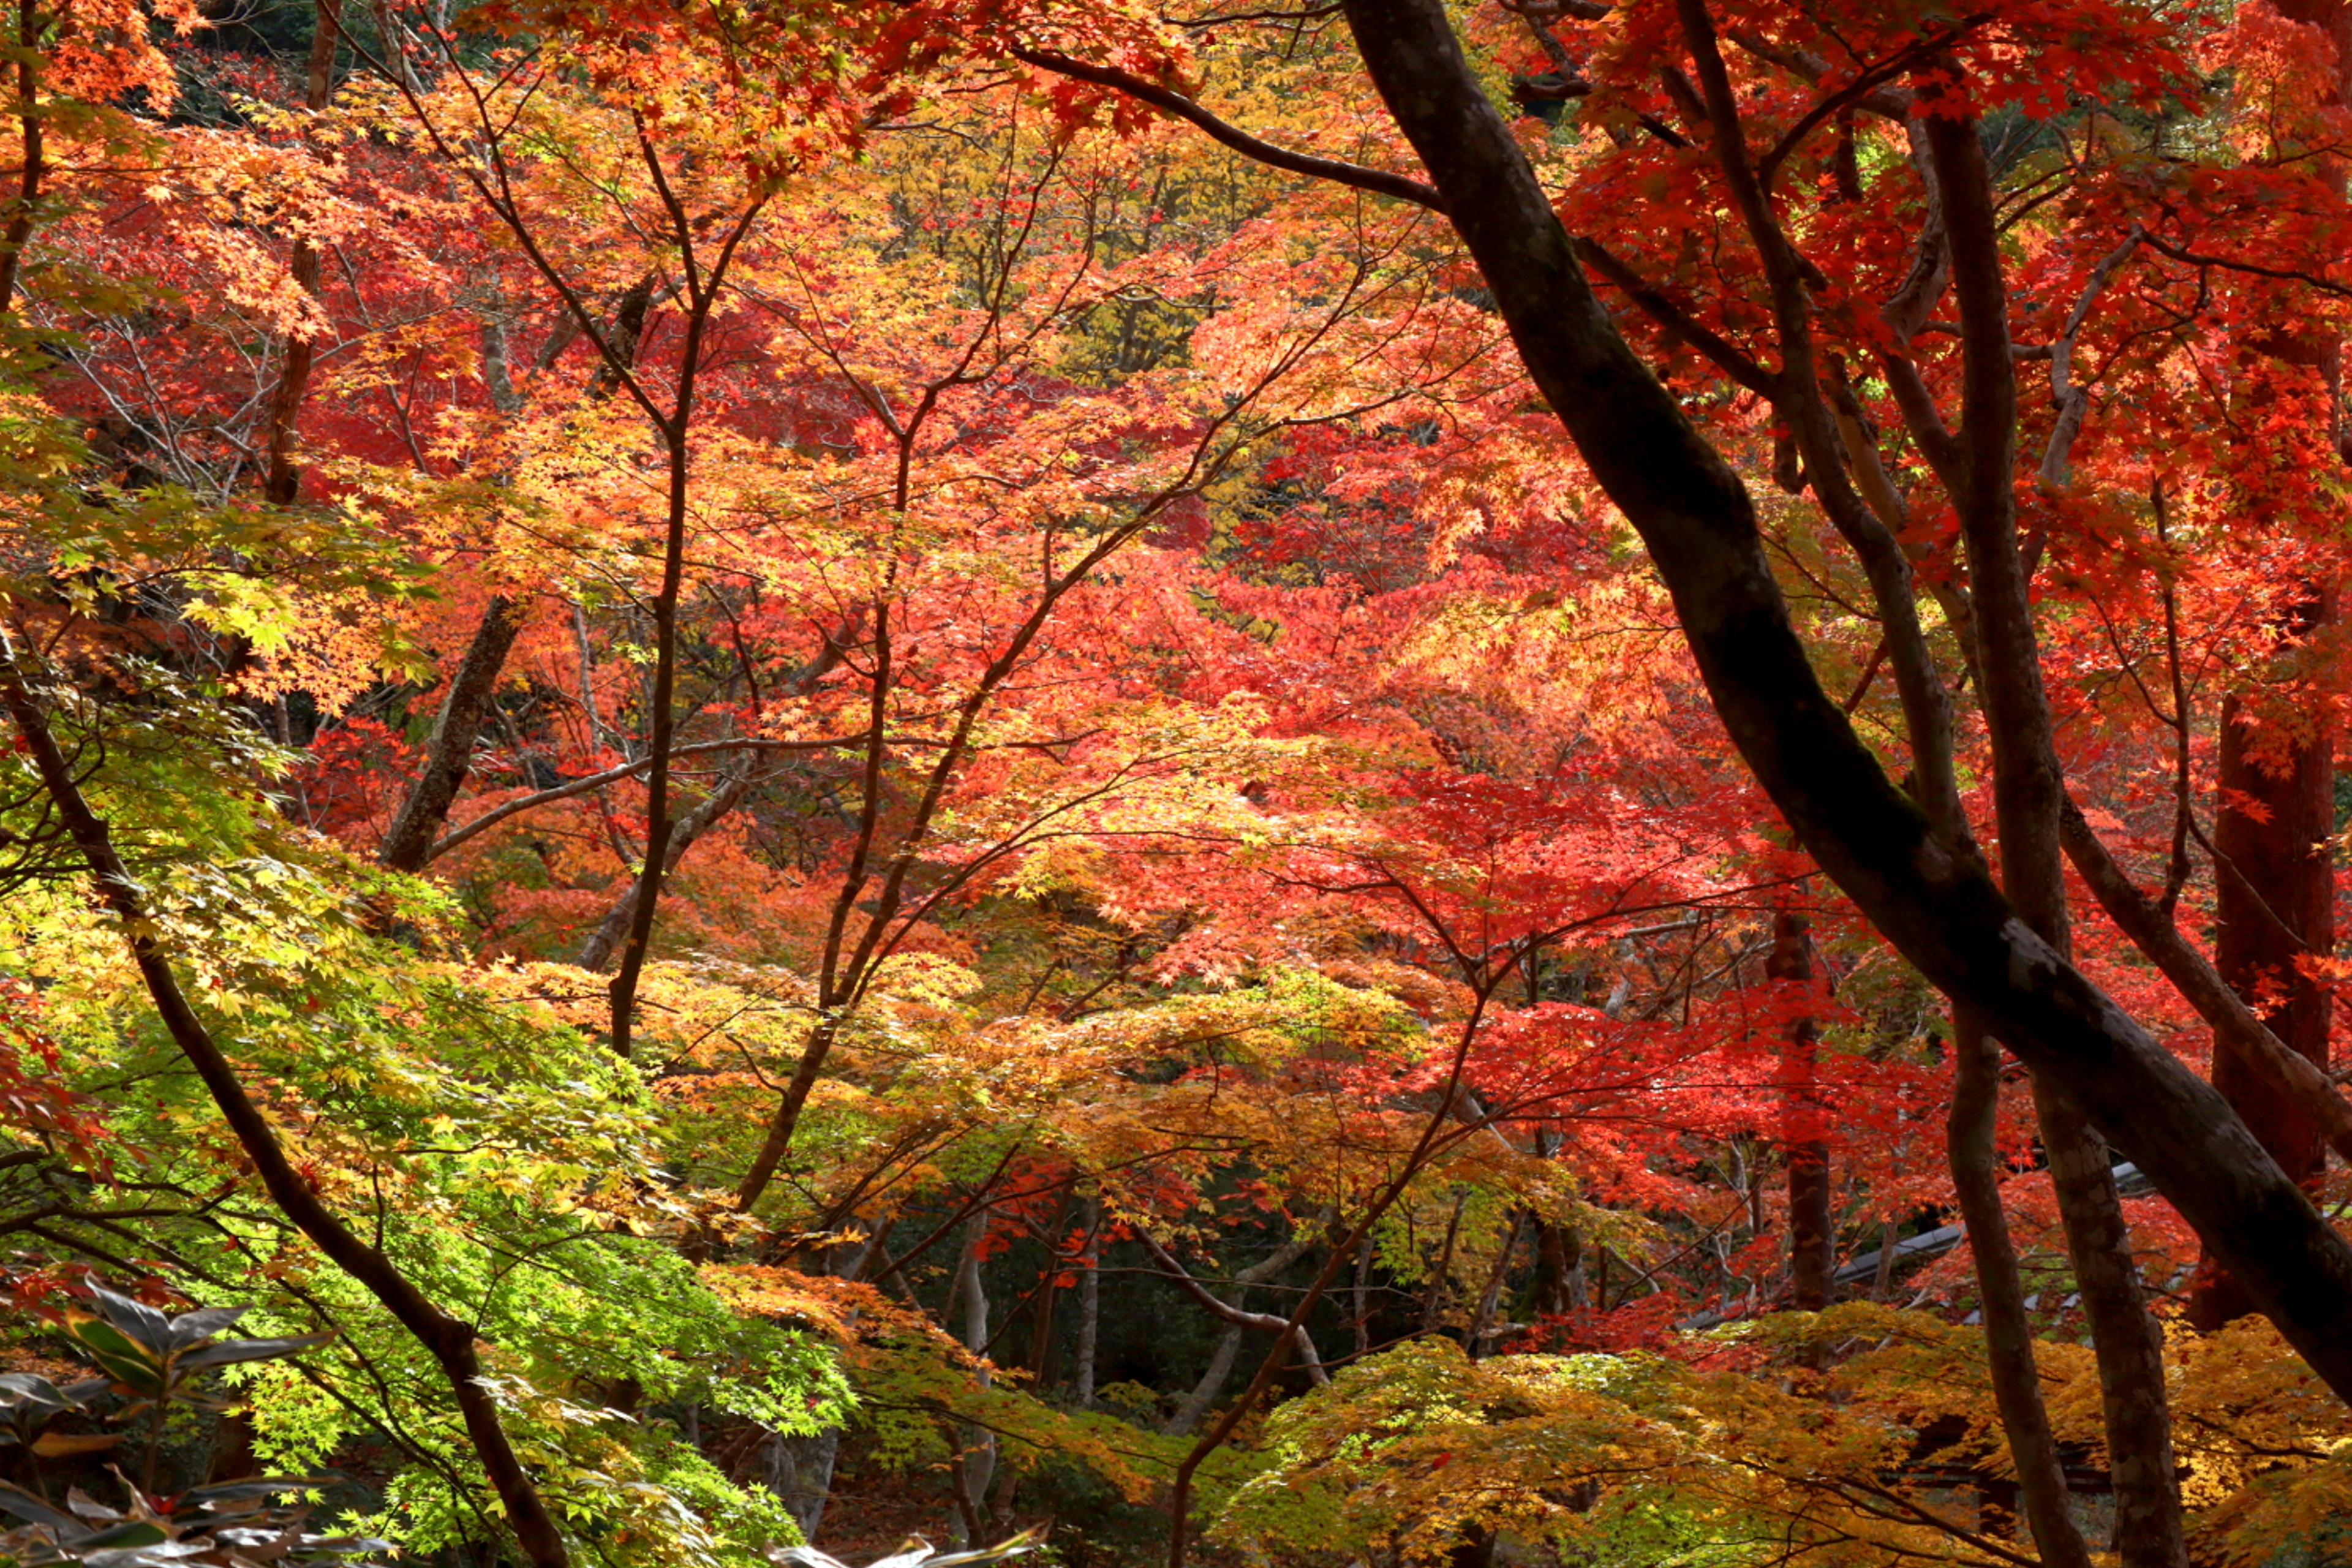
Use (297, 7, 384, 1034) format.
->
(1771, 908, 1833, 1311)
(260, 0, 340, 505)
(1925, 110, 2188, 1568)
(1947, 1005, 2095, 1568)
(1075, 1195, 1102, 1408)
(380, 598, 524, 873)
(0, 673, 572, 1568)
(1466, 1213, 1523, 1356)
(1870, 1221, 1898, 1300)
(1351, 1231, 1375, 1355)
(955, 1210, 997, 1536)
(0, 0, 45, 316)
(1161, 1223, 1323, 1435)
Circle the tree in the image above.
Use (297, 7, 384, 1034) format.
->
(7, 0, 2352, 1563)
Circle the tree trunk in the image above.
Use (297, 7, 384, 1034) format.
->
(1466, 1213, 1523, 1356)
(1948, 1006, 2094, 1567)
(1352, 1231, 1376, 1355)
(259, 0, 339, 505)
(2060, 798, 2352, 1164)
(2, 675, 573, 1568)
(1074, 1195, 1102, 1408)
(759, 1427, 839, 1547)
(1163, 1327, 1241, 1438)
(955, 1209, 997, 1534)
(1771, 908, 1833, 1311)
(2193, 0, 2344, 1332)
(1161, 1223, 1322, 1434)
(1532, 1221, 1586, 1316)
(380, 597, 524, 873)
(2032, 1084, 2181, 1562)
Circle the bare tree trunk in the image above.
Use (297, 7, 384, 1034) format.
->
(1162, 1224, 1322, 1435)
(1163, 1327, 1241, 1438)
(1870, 1221, 1898, 1300)
(955, 1209, 996, 1539)
(588, 276, 655, 402)
(1771, 908, 1832, 1311)
(1466, 1213, 1523, 1356)
(2035, 1084, 2181, 1559)
(1950, 1005, 2095, 1568)
(478, 301, 523, 417)
(380, 598, 524, 873)
(260, 0, 339, 505)
(1532, 1221, 1586, 1316)
(1074, 1194, 1102, 1408)
(758, 1428, 840, 1547)
(1352, 1232, 1375, 1356)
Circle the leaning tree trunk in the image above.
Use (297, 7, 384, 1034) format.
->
(379, 598, 525, 874)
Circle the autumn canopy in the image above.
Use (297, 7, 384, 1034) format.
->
(3, 0, 2352, 1563)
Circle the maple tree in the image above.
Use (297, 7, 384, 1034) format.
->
(4, 0, 2352, 1564)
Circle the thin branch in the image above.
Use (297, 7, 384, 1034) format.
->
(1010, 48, 1446, 213)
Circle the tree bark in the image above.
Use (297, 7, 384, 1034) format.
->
(2192, 0, 2345, 1332)
(260, 0, 340, 505)
(955, 1210, 997, 1531)
(1771, 909, 1832, 1311)
(1532, 1221, 1586, 1316)
(380, 597, 524, 873)
(1332, 0, 2352, 1403)
(0, 0, 45, 317)
(758, 1427, 839, 1547)
(1074, 1194, 1102, 1409)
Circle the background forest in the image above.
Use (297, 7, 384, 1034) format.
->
(3, 0, 2352, 1564)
